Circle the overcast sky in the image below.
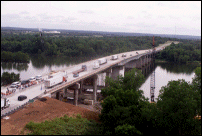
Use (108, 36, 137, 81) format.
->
(1, 1, 201, 36)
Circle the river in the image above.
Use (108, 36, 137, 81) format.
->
(1, 55, 198, 101)
(140, 62, 197, 102)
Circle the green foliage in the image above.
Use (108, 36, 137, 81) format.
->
(191, 67, 201, 117)
(1, 33, 170, 57)
(1, 72, 20, 86)
(100, 67, 201, 135)
(100, 68, 148, 134)
(24, 114, 103, 135)
(156, 40, 201, 63)
(1, 51, 29, 63)
(115, 124, 142, 135)
(156, 79, 201, 135)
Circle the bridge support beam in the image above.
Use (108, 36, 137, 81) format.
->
(79, 80, 84, 94)
(73, 83, 80, 106)
(111, 65, 125, 80)
(105, 68, 112, 87)
(93, 74, 98, 104)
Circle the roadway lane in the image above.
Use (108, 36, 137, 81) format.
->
(1, 41, 179, 116)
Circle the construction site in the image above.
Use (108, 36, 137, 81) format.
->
(1, 96, 101, 135)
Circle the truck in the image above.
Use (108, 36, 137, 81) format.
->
(93, 61, 100, 69)
(48, 71, 66, 79)
(44, 75, 67, 88)
(72, 65, 87, 75)
(98, 58, 107, 65)
(1, 98, 10, 110)
(111, 55, 118, 60)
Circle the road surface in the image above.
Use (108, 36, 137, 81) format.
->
(1, 41, 179, 116)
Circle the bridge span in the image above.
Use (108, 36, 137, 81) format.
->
(1, 41, 179, 117)
(40, 41, 179, 105)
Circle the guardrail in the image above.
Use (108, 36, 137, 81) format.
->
(1, 95, 41, 119)
(42, 52, 156, 95)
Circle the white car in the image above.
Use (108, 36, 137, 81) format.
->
(11, 81, 21, 86)
(29, 77, 36, 81)
(35, 75, 42, 80)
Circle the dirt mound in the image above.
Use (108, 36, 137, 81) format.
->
(1, 97, 100, 135)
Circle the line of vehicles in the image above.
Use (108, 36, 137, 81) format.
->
(93, 53, 128, 69)
(1, 75, 43, 97)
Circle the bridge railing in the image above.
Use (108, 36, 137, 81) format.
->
(1, 95, 40, 119)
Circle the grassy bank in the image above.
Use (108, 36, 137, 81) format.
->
(22, 114, 103, 135)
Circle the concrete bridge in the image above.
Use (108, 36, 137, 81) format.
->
(40, 41, 179, 105)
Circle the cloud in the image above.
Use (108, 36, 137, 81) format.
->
(126, 16, 134, 19)
(78, 10, 94, 14)
(2, 13, 21, 19)
(20, 11, 29, 15)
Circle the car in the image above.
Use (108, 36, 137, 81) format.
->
(122, 54, 126, 57)
(21, 80, 30, 85)
(73, 73, 79, 77)
(11, 81, 21, 86)
(18, 95, 27, 101)
(35, 75, 42, 80)
(10, 84, 17, 88)
(29, 77, 36, 81)
(9, 85, 17, 92)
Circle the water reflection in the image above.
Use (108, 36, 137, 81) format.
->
(156, 62, 198, 75)
(1, 62, 29, 72)
(30, 55, 97, 69)
(140, 62, 196, 102)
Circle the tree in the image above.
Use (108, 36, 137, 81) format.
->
(1, 72, 20, 86)
(100, 68, 147, 135)
(156, 79, 201, 135)
(191, 67, 201, 117)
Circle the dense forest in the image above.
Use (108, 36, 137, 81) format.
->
(156, 40, 201, 63)
(1, 32, 170, 58)
(1, 32, 201, 64)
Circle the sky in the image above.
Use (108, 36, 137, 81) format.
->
(1, 1, 201, 36)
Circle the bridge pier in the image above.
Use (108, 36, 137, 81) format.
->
(79, 80, 84, 94)
(93, 74, 98, 104)
(73, 83, 80, 106)
(111, 65, 125, 80)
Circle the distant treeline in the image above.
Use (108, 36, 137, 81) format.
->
(1, 32, 170, 57)
(156, 40, 201, 63)
(1, 51, 29, 63)
(1, 32, 201, 64)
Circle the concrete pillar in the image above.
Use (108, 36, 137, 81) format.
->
(79, 80, 83, 94)
(105, 68, 112, 87)
(111, 66, 125, 80)
(74, 89, 78, 106)
(64, 87, 68, 98)
(73, 83, 80, 106)
(106, 68, 112, 78)
(93, 74, 98, 103)
(119, 65, 125, 77)
(56, 92, 60, 100)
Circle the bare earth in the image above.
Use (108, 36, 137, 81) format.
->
(1, 97, 100, 135)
